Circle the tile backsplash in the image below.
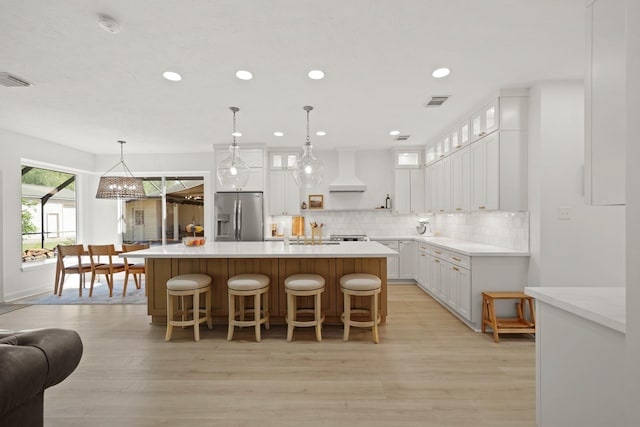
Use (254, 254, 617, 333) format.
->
(268, 210, 529, 251)
(432, 211, 529, 251)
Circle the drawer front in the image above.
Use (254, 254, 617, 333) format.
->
(430, 247, 449, 259)
(448, 251, 470, 269)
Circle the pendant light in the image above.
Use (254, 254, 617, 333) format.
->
(95, 140, 146, 199)
(293, 105, 323, 187)
(216, 107, 250, 189)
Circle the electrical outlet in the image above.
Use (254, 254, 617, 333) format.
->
(557, 207, 571, 220)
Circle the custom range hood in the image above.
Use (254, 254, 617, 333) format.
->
(329, 149, 367, 192)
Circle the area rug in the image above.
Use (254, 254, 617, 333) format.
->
(14, 278, 147, 305)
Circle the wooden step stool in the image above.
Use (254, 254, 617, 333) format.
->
(481, 291, 535, 343)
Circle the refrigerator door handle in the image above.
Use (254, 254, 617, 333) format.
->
(232, 199, 238, 240)
(237, 199, 242, 240)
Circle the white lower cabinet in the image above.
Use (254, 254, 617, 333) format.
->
(398, 240, 416, 279)
(416, 243, 430, 289)
(414, 240, 528, 330)
(376, 240, 399, 279)
(448, 263, 471, 321)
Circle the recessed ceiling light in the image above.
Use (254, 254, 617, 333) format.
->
(316, 131, 326, 136)
(273, 131, 284, 137)
(162, 71, 182, 81)
(235, 70, 253, 80)
(308, 70, 325, 80)
(432, 68, 451, 78)
(389, 130, 400, 136)
(231, 132, 242, 137)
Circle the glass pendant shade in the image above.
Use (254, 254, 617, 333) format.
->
(293, 142, 323, 187)
(95, 141, 146, 199)
(293, 105, 323, 188)
(216, 143, 250, 189)
(217, 106, 250, 189)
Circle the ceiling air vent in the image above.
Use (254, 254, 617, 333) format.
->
(0, 72, 32, 87)
(394, 134, 411, 141)
(424, 96, 449, 108)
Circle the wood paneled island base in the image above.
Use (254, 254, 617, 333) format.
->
(146, 257, 387, 325)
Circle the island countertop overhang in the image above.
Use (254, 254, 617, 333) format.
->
(121, 241, 398, 259)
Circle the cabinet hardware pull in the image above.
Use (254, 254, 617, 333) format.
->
(478, 206, 486, 209)
(456, 208, 462, 211)
(435, 259, 440, 263)
(455, 145, 461, 149)
(434, 250, 441, 254)
(421, 254, 426, 257)
(420, 246, 426, 250)
(453, 267, 459, 271)
(439, 209, 445, 212)
(439, 154, 444, 158)
(452, 257, 461, 261)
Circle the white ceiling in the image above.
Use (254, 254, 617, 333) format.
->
(0, 0, 585, 155)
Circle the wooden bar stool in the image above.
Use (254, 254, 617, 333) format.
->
(284, 274, 325, 342)
(482, 291, 536, 343)
(227, 274, 270, 342)
(165, 274, 213, 342)
(340, 273, 382, 344)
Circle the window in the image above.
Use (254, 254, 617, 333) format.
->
(21, 166, 77, 262)
(122, 176, 204, 245)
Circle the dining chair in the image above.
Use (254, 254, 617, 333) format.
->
(121, 243, 149, 296)
(55, 244, 92, 297)
(88, 244, 126, 297)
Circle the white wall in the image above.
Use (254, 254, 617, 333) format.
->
(625, 1, 640, 423)
(527, 81, 625, 287)
(300, 150, 394, 211)
(0, 129, 95, 301)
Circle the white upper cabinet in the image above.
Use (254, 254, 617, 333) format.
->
(394, 168, 424, 215)
(584, 0, 626, 205)
(269, 151, 298, 170)
(458, 121, 470, 148)
(425, 90, 528, 213)
(437, 157, 452, 214)
(268, 151, 300, 215)
(268, 169, 300, 216)
(425, 146, 437, 165)
(396, 150, 422, 168)
(471, 98, 500, 143)
(451, 148, 471, 213)
(214, 147, 265, 192)
(470, 132, 499, 211)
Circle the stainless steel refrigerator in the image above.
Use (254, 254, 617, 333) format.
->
(214, 192, 264, 241)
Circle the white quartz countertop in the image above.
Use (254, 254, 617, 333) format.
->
(369, 235, 529, 256)
(525, 287, 626, 333)
(121, 240, 397, 259)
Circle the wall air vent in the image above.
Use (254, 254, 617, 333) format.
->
(394, 134, 411, 141)
(424, 96, 449, 108)
(0, 72, 32, 87)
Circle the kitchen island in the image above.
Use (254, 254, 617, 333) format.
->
(125, 241, 397, 324)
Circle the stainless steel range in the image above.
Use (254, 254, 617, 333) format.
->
(329, 234, 369, 241)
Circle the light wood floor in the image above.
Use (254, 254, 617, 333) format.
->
(1, 285, 536, 427)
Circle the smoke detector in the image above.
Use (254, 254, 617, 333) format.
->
(97, 15, 121, 34)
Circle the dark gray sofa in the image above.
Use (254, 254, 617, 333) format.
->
(0, 328, 83, 427)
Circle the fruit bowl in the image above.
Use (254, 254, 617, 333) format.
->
(183, 236, 206, 247)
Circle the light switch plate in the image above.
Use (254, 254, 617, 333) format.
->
(557, 207, 571, 220)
